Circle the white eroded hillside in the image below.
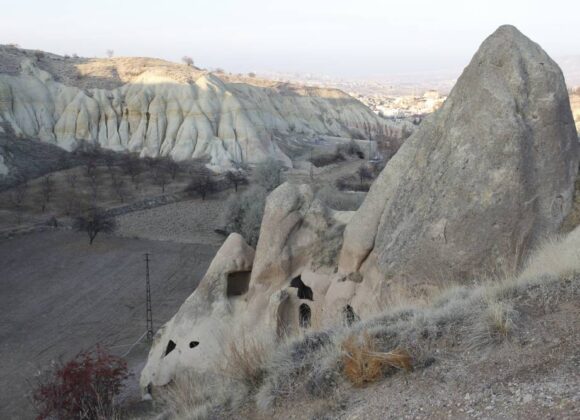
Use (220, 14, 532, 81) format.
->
(0, 46, 403, 168)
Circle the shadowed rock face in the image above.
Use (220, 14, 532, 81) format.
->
(0, 51, 396, 168)
(339, 25, 579, 290)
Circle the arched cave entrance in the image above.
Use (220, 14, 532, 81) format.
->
(342, 305, 359, 326)
(290, 275, 313, 301)
(227, 271, 251, 296)
(299, 303, 311, 328)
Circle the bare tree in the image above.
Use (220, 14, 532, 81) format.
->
(106, 49, 114, 58)
(85, 158, 97, 178)
(161, 157, 180, 180)
(226, 170, 247, 192)
(39, 175, 54, 212)
(104, 153, 116, 172)
(63, 190, 81, 216)
(152, 165, 170, 193)
(66, 173, 78, 190)
(182, 56, 194, 67)
(185, 172, 216, 200)
(84, 167, 100, 204)
(111, 171, 128, 203)
(73, 207, 117, 245)
(121, 154, 142, 188)
(9, 180, 28, 224)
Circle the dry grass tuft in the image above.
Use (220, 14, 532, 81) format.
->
(216, 331, 272, 390)
(341, 332, 412, 387)
(158, 370, 247, 420)
(485, 299, 515, 339)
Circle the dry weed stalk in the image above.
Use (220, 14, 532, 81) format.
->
(341, 332, 412, 387)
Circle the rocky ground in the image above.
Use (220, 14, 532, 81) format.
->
(337, 306, 580, 420)
(235, 275, 580, 420)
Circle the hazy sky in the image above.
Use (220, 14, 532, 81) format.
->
(1, 0, 579, 78)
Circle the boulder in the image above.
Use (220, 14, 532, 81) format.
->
(339, 25, 579, 292)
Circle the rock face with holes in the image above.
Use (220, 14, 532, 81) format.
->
(140, 25, 579, 395)
(0, 47, 401, 168)
(243, 182, 352, 334)
(140, 233, 255, 390)
(339, 25, 579, 296)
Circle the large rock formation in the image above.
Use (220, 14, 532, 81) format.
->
(141, 233, 255, 389)
(140, 184, 352, 392)
(0, 47, 399, 168)
(141, 26, 579, 393)
(339, 25, 579, 293)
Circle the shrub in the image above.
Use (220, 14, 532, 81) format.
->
(32, 346, 128, 420)
(309, 150, 345, 167)
(356, 164, 373, 185)
(315, 185, 364, 211)
(335, 175, 371, 192)
(182, 56, 194, 67)
(337, 140, 364, 159)
(252, 158, 284, 191)
(225, 186, 267, 246)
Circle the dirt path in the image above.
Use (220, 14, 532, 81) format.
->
(0, 230, 219, 419)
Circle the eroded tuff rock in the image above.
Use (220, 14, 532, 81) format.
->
(0, 48, 398, 167)
(244, 183, 353, 333)
(140, 233, 254, 389)
(339, 25, 579, 293)
(141, 26, 580, 393)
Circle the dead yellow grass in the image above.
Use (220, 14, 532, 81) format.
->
(341, 332, 412, 387)
(216, 331, 271, 390)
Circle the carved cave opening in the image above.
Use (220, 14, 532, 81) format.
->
(227, 271, 251, 296)
(299, 303, 312, 328)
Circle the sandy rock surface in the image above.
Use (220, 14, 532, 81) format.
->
(340, 25, 579, 291)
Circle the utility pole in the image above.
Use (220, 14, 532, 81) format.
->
(145, 253, 153, 341)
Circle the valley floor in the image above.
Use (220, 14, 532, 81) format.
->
(0, 230, 218, 418)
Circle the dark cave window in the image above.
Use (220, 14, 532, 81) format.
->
(290, 275, 314, 301)
(164, 340, 176, 356)
(299, 303, 312, 328)
(227, 271, 251, 296)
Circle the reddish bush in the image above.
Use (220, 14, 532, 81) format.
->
(32, 346, 128, 420)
